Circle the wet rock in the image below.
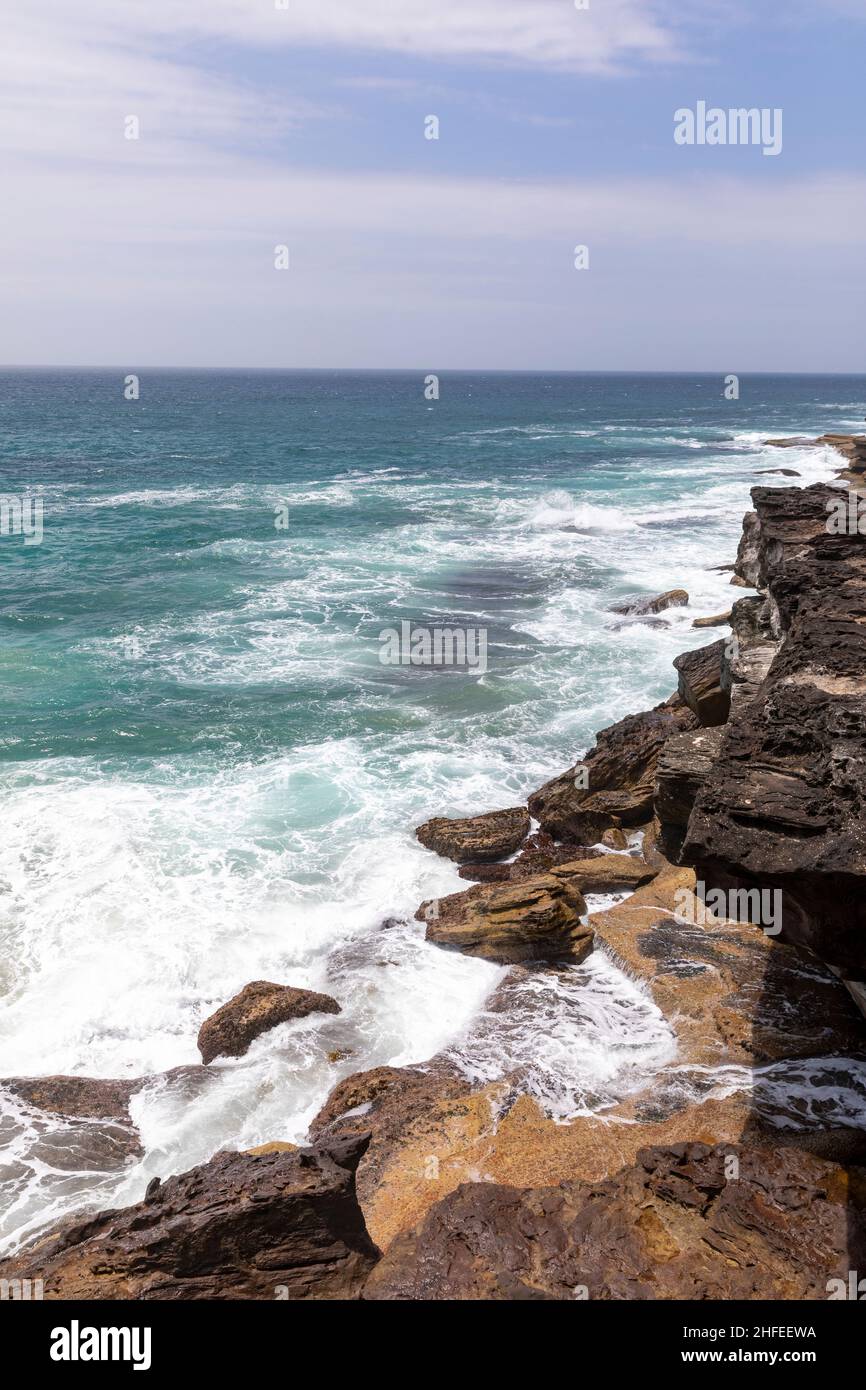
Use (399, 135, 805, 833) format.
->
(610, 589, 689, 616)
(197, 981, 341, 1065)
(673, 640, 729, 727)
(363, 1142, 866, 1300)
(414, 807, 530, 864)
(600, 826, 629, 849)
(1, 1075, 141, 1124)
(592, 866, 866, 1068)
(528, 694, 698, 843)
(457, 835, 599, 883)
(0, 1134, 379, 1300)
(417, 873, 591, 965)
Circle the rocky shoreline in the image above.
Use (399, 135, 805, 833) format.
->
(3, 433, 866, 1299)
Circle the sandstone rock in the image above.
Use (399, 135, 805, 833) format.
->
(600, 826, 629, 849)
(654, 726, 725, 860)
(682, 483, 866, 973)
(197, 981, 341, 1065)
(692, 610, 731, 629)
(528, 694, 699, 843)
(592, 865, 866, 1068)
(732, 509, 761, 588)
(457, 835, 600, 883)
(673, 640, 730, 727)
(0, 1134, 379, 1300)
(418, 873, 591, 965)
(363, 1142, 866, 1300)
(550, 855, 655, 895)
(610, 588, 689, 617)
(722, 594, 780, 713)
(414, 807, 530, 863)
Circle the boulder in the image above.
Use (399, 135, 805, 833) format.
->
(363, 1142, 866, 1300)
(673, 640, 730, 727)
(610, 588, 689, 617)
(197, 981, 341, 1065)
(414, 807, 530, 863)
(417, 873, 591, 965)
(550, 855, 655, 895)
(528, 693, 698, 843)
(0, 1135, 379, 1300)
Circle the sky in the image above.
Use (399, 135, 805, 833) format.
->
(1, 0, 865, 371)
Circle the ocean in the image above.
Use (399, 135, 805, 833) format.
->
(0, 369, 862, 1251)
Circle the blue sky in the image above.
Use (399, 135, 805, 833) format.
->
(1, 0, 865, 370)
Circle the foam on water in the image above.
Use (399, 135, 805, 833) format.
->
(0, 371, 861, 1253)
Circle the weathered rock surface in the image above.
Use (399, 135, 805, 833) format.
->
(673, 639, 730, 727)
(2, 1074, 141, 1123)
(417, 872, 591, 964)
(0, 1134, 379, 1300)
(197, 981, 341, 1065)
(528, 694, 698, 842)
(414, 807, 529, 863)
(654, 726, 725, 860)
(456, 833, 595, 884)
(364, 1142, 866, 1300)
(610, 589, 689, 616)
(682, 483, 866, 974)
(692, 610, 731, 628)
(592, 866, 866, 1069)
(551, 855, 654, 894)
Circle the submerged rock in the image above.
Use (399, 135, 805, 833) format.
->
(197, 981, 341, 1065)
(415, 807, 530, 863)
(363, 1142, 866, 1300)
(0, 1134, 379, 1300)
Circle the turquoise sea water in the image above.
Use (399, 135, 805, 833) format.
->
(0, 369, 863, 1249)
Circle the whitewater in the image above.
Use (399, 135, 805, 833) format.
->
(0, 369, 859, 1251)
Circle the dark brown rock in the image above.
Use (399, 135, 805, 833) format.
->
(414, 807, 530, 863)
(0, 1134, 379, 1300)
(682, 483, 866, 973)
(363, 1142, 866, 1300)
(2, 1075, 141, 1123)
(417, 872, 591, 964)
(528, 694, 699, 843)
(197, 981, 341, 1065)
(654, 726, 725, 860)
(673, 640, 730, 727)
